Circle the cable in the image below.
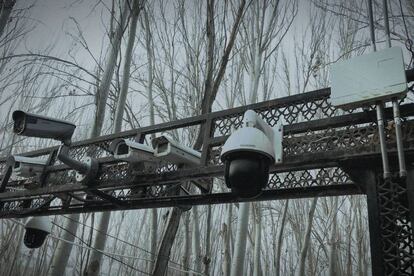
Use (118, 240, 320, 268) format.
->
(10, 219, 153, 261)
(8, 218, 204, 276)
(59, 213, 196, 271)
(61, 214, 152, 252)
(50, 221, 151, 275)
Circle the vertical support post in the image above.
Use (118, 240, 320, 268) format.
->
(342, 167, 386, 275)
(406, 167, 414, 242)
(343, 165, 411, 275)
(392, 100, 407, 177)
(376, 104, 391, 179)
(362, 170, 386, 276)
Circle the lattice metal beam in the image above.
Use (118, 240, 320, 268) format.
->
(1, 87, 414, 275)
(1, 87, 414, 216)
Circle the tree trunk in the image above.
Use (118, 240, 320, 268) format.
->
(356, 199, 365, 276)
(84, 212, 111, 276)
(143, 7, 158, 272)
(48, 213, 81, 276)
(230, 202, 250, 276)
(7, 222, 23, 276)
(328, 197, 339, 275)
(150, 208, 158, 272)
(203, 205, 212, 275)
(183, 212, 191, 276)
(0, 0, 14, 38)
(85, 2, 135, 275)
(253, 203, 262, 276)
(297, 197, 318, 276)
(191, 206, 202, 275)
(193, 0, 246, 149)
(151, 2, 246, 275)
(143, 8, 155, 129)
(152, 207, 183, 276)
(113, 0, 142, 132)
(151, 1, 246, 275)
(222, 204, 232, 276)
(275, 200, 289, 276)
(90, 0, 129, 138)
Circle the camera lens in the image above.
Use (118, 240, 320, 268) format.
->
(24, 228, 48, 248)
(225, 152, 270, 199)
(13, 118, 25, 134)
(117, 142, 129, 155)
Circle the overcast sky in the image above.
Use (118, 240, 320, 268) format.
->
(16, 0, 312, 61)
(17, 0, 109, 63)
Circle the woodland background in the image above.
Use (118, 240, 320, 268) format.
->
(0, 0, 413, 275)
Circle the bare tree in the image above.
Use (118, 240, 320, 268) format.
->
(152, 1, 246, 275)
(0, 0, 15, 38)
(297, 197, 318, 276)
(85, 1, 141, 276)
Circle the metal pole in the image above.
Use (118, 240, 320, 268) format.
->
(367, 0, 376, 51)
(382, 0, 407, 178)
(376, 103, 391, 179)
(393, 100, 407, 177)
(57, 145, 89, 174)
(368, 0, 391, 179)
(364, 170, 386, 276)
(382, 0, 392, 48)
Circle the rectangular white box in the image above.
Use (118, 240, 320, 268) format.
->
(330, 47, 407, 109)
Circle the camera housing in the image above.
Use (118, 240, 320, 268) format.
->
(110, 138, 157, 163)
(12, 110, 76, 145)
(11, 110, 99, 185)
(220, 110, 283, 199)
(24, 216, 52, 249)
(152, 134, 201, 166)
(11, 156, 48, 178)
(330, 47, 407, 109)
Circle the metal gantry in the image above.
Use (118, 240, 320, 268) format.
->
(1, 87, 414, 275)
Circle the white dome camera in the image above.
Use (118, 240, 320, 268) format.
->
(24, 216, 52, 249)
(220, 110, 283, 199)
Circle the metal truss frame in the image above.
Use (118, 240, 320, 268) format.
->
(1, 87, 414, 275)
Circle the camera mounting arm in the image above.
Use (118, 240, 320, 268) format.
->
(57, 144, 99, 185)
(243, 110, 283, 164)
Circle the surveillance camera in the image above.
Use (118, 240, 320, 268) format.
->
(220, 110, 283, 199)
(12, 110, 76, 144)
(110, 138, 157, 163)
(152, 134, 201, 166)
(12, 156, 48, 178)
(24, 216, 52, 249)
